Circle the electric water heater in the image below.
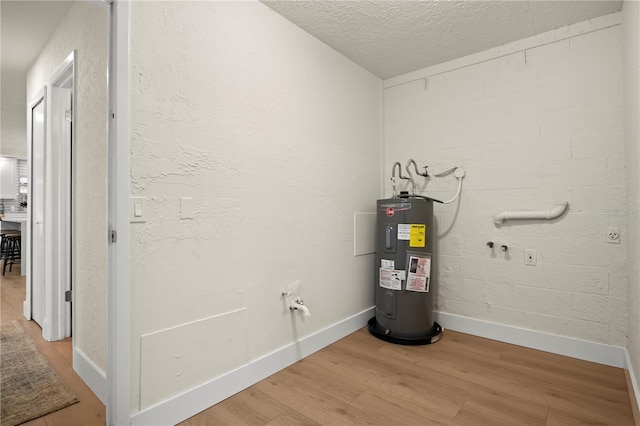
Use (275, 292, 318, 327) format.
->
(368, 193, 443, 345)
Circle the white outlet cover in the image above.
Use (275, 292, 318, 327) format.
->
(525, 249, 537, 266)
(606, 227, 620, 244)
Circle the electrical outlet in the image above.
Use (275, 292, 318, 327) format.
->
(525, 249, 537, 266)
(606, 227, 620, 244)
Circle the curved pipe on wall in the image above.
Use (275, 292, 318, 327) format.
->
(494, 202, 569, 225)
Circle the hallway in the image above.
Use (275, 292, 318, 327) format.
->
(0, 266, 105, 425)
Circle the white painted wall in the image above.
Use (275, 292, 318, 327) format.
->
(623, 0, 640, 393)
(1, 70, 27, 158)
(129, 1, 381, 412)
(27, 1, 109, 371)
(384, 14, 628, 347)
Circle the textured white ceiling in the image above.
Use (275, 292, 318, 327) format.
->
(0, 0, 624, 80)
(262, 0, 623, 79)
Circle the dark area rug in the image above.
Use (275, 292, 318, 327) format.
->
(1, 320, 78, 425)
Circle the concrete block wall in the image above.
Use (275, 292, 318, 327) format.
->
(384, 15, 628, 347)
(623, 0, 640, 391)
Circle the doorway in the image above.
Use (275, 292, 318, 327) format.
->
(26, 53, 74, 342)
(48, 53, 73, 341)
(27, 88, 46, 328)
(2, 0, 114, 418)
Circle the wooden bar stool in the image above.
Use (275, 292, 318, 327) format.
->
(1, 231, 21, 275)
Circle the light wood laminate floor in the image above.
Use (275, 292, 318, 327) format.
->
(3, 265, 635, 425)
(182, 324, 636, 425)
(1, 266, 106, 426)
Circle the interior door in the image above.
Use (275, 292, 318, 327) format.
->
(31, 97, 45, 327)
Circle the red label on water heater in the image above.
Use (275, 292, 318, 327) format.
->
(386, 207, 394, 217)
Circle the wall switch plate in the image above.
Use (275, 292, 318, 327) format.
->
(180, 197, 194, 219)
(525, 249, 537, 266)
(606, 227, 620, 244)
(130, 196, 147, 223)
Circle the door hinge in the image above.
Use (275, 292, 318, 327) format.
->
(65, 290, 72, 302)
(110, 229, 117, 243)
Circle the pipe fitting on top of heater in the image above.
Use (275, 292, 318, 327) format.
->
(405, 159, 429, 195)
(493, 202, 569, 225)
(391, 161, 408, 198)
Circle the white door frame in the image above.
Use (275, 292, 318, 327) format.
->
(25, 87, 46, 320)
(45, 52, 75, 342)
(108, 0, 131, 424)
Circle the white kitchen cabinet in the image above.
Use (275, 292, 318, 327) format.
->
(0, 156, 18, 199)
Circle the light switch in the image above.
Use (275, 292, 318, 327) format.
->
(180, 197, 194, 219)
(130, 196, 146, 223)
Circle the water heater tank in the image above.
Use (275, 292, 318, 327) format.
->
(368, 194, 443, 345)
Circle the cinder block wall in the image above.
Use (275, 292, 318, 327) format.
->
(623, 0, 640, 391)
(384, 16, 627, 346)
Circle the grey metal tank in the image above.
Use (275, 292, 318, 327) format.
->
(368, 193, 442, 345)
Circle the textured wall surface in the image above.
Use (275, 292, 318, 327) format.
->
(1, 70, 27, 158)
(623, 0, 640, 392)
(130, 1, 381, 411)
(384, 16, 627, 347)
(27, 1, 109, 371)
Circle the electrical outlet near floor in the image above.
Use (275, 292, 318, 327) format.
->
(525, 249, 537, 266)
(606, 227, 620, 244)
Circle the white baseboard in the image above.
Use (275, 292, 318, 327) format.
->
(73, 346, 107, 405)
(624, 349, 640, 424)
(129, 308, 631, 425)
(434, 311, 626, 368)
(131, 307, 375, 426)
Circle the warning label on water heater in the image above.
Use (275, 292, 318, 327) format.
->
(409, 224, 426, 247)
(379, 269, 404, 290)
(406, 255, 431, 292)
(397, 224, 410, 240)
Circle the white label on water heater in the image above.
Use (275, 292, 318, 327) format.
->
(381, 259, 394, 270)
(379, 269, 403, 290)
(397, 224, 410, 240)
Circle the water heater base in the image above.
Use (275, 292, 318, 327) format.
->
(368, 317, 443, 345)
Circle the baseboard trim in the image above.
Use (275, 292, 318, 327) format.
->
(624, 349, 640, 425)
(23, 300, 30, 319)
(131, 306, 375, 426)
(73, 346, 107, 405)
(434, 311, 626, 368)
